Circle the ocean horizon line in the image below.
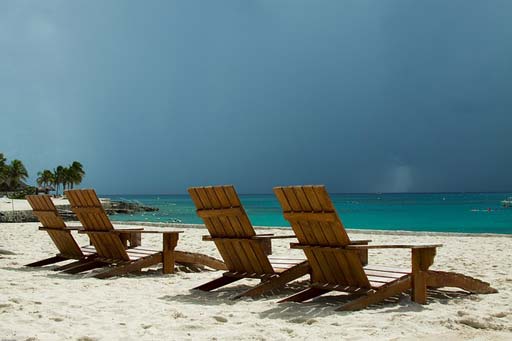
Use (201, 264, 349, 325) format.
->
(101, 192, 511, 234)
(99, 190, 512, 197)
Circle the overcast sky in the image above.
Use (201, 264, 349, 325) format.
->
(1, 1, 511, 194)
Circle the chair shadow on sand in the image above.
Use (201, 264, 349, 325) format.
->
(164, 279, 313, 307)
(161, 277, 473, 319)
(259, 288, 473, 320)
(5, 262, 474, 319)
(2, 262, 214, 281)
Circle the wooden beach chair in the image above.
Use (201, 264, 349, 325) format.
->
(65, 189, 226, 279)
(25, 194, 96, 269)
(273, 185, 497, 310)
(188, 185, 310, 298)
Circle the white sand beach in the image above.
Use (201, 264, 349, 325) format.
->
(0, 197, 72, 212)
(0, 222, 511, 340)
(0, 197, 112, 212)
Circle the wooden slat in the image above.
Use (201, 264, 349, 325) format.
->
(364, 270, 407, 279)
(221, 239, 246, 272)
(292, 187, 331, 246)
(302, 186, 339, 247)
(74, 191, 114, 259)
(231, 240, 256, 273)
(213, 186, 240, 238)
(243, 240, 266, 274)
(275, 185, 496, 309)
(274, 188, 308, 245)
(26, 195, 84, 259)
(274, 185, 370, 288)
(338, 277, 412, 311)
(311, 283, 369, 293)
(173, 250, 226, 270)
(331, 250, 354, 285)
(365, 265, 410, 274)
(196, 207, 244, 218)
(190, 185, 310, 296)
(74, 188, 112, 257)
(268, 259, 307, 266)
(66, 189, 129, 261)
(188, 185, 274, 275)
(367, 275, 402, 283)
(93, 254, 163, 279)
(346, 244, 443, 249)
(223, 185, 255, 237)
(283, 211, 337, 222)
(72, 207, 105, 214)
(304, 248, 328, 283)
(312, 186, 351, 245)
(344, 251, 371, 287)
(195, 188, 229, 237)
(213, 240, 237, 270)
(314, 248, 341, 284)
(84, 189, 123, 259)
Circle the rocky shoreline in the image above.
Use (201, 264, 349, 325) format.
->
(0, 199, 158, 223)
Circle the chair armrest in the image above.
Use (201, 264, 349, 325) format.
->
(251, 234, 297, 240)
(65, 224, 83, 231)
(39, 226, 82, 232)
(202, 234, 296, 241)
(290, 243, 441, 250)
(345, 244, 442, 250)
(202, 233, 275, 241)
(111, 228, 144, 232)
(350, 239, 371, 244)
(78, 230, 183, 235)
(120, 229, 185, 234)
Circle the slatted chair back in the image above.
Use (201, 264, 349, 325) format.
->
(27, 195, 83, 259)
(274, 185, 371, 288)
(188, 185, 274, 275)
(65, 189, 130, 261)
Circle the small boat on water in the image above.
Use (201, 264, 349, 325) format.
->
(501, 197, 512, 207)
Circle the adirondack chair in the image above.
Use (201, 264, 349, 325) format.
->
(188, 185, 310, 298)
(273, 185, 497, 310)
(25, 194, 96, 270)
(65, 189, 226, 278)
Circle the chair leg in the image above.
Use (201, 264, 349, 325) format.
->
(63, 260, 105, 274)
(93, 254, 162, 279)
(336, 277, 411, 311)
(54, 259, 86, 272)
(234, 261, 310, 299)
(54, 255, 98, 272)
(193, 275, 242, 292)
(427, 270, 498, 294)
(25, 255, 67, 267)
(162, 234, 179, 274)
(278, 287, 331, 303)
(174, 251, 227, 270)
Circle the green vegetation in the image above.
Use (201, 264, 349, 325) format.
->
(0, 152, 86, 197)
(0, 153, 29, 191)
(37, 161, 85, 195)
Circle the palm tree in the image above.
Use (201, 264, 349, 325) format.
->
(0, 153, 7, 189)
(0, 153, 6, 170)
(36, 172, 44, 187)
(37, 169, 55, 188)
(69, 161, 85, 189)
(62, 167, 73, 191)
(7, 159, 28, 190)
(53, 166, 65, 195)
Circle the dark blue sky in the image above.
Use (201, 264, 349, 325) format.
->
(1, 1, 511, 194)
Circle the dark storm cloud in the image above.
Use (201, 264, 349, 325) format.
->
(1, 0, 511, 194)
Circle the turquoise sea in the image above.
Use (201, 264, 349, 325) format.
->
(103, 193, 512, 234)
